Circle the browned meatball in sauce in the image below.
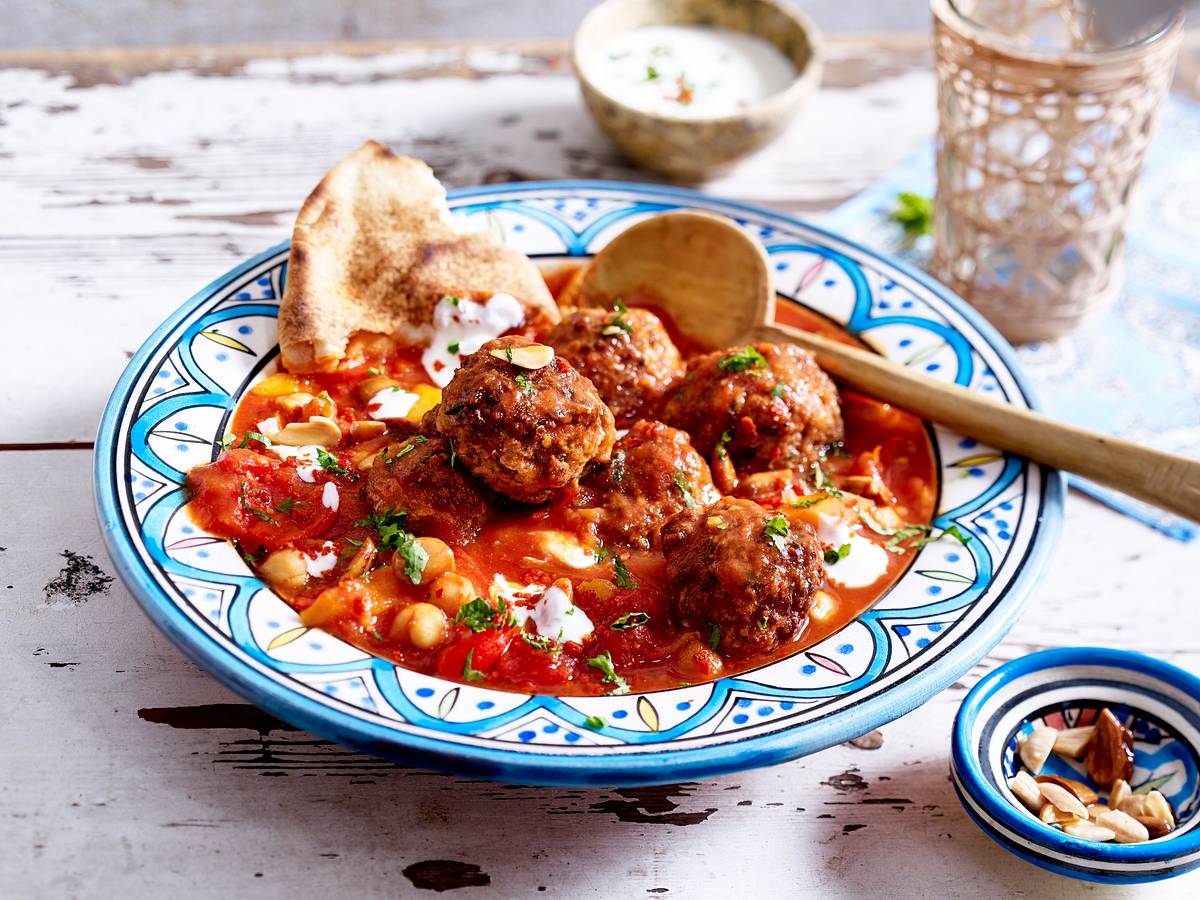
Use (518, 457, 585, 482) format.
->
(430, 335, 617, 504)
(365, 434, 496, 544)
(661, 497, 824, 656)
(663, 343, 843, 474)
(546, 306, 685, 426)
(572, 419, 720, 550)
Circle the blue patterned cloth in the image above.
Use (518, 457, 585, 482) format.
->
(821, 97, 1200, 542)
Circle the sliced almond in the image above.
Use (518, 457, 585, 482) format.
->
(1087, 708, 1135, 788)
(1136, 815, 1175, 839)
(1087, 803, 1110, 819)
(1036, 774, 1099, 806)
(1010, 770, 1042, 812)
(350, 419, 388, 441)
(1052, 725, 1095, 759)
(1145, 790, 1175, 829)
(276, 391, 315, 414)
(256, 549, 308, 594)
(271, 415, 342, 447)
(1095, 808, 1150, 844)
(343, 537, 377, 579)
(1039, 781, 1089, 819)
(489, 342, 554, 370)
(1039, 803, 1083, 825)
(1019, 726, 1058, 774)
(1109, 778, 1132, 811)
(1063, 820, 1116, 842)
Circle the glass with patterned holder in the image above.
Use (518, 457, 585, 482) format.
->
(929, 0, 1184, 343)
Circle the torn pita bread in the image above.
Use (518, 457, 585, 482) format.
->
(278, 141, 559, 372)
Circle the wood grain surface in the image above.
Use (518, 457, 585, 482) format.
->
(2, 35, 1199, 898)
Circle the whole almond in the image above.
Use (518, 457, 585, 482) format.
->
(1086, 708, 1134, 788)
(1135, 815, 1175, 839)
(1036, 774, 1099, 806)
(1019, 726, 1058, 774)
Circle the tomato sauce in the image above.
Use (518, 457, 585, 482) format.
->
(185, 267, 939, 696)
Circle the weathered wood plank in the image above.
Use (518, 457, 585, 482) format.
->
(3, 449, 1198, 895)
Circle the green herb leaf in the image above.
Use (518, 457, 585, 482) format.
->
(366, 367, 381, 376)
(395, 535, 429, 585)
(353, 510, 410, 550)
(237, 430, 274, 449)
(454, 597, 509, 633)
(757, 618, 769, 633)
(770, 383, 786, 399)
(645, 64, 660, 81)
(811, 462, 844, 498)
(718, 345, 767, 373)
(447, 341, 460, 354)
(592, 546, 611, 564)
(394, 434, 428, 460)
(604, 297, 634, 336)
(763, 515, 789, 551)
(217, 434, 234, 451)
(504, 343, 514, 364)
(239, 480, 277, 525)
(584, 714, 607, 730)
(856, 507, 898, 536)
(315, 447, 350, 477)
(587, 651, 630, 694)
(708, 623, 720, 651)
(672, 471, 694, 508)
(461, 648, 485, 682)
(521, 631, 557, 652)
(716, 430, 732, 460)
(274, 496, 301, 514)
(610, 611, 649, 631)
(890, 191, 934, 241)
(515, 373, 536, 396)
(824, 543, 851, 565)
(612, 553, 637, 590)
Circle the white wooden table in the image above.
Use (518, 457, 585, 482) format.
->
(3, 36, 1199, 898)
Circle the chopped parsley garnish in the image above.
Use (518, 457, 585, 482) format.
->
(770, 383, 786, 399)
(824, 543, 852, 565)
(790, 495, 825, 509)
(716, 430, 732, 460)
(672, 471, 694, 508)
(345, 537, 363, 548)
(612, 553, 637, 590)
(584, 714, 607, 730)
(447, 341, 460, 354)
(353, 509, 427, 583)
(645, 65, 660, 81)
(718, 345, 766, 373)
(315, 447, 350, 477)
(372, 630, 384, 641)
(592, 546, 611, 564)
(521, 632, 557, 652)
(887, 523, 973, 552)
(610, 611, 649, 631)
(603, 297, 633, 336)
(515, 373, 536, 396)
(217, 434, 234, 451)
(856, 507, 897, 536)
(454, 597, 503, 632)
(763, 515, 789, 551)
(447, 296, 461, 307)
(394, 435, 427, 460)
(811, 462, 844, 498)
(237, 430, 274, 449)
(238, 480, 277, 525)
(503, 343, 514, 364)
(461, 648, 485, 682)
(708, 623, 721, 651)
(587, 651, 630, 694)
(274, 497, 301, 514)
(448, 438, 458, 469)
(757, 618, 769, 633)
(366, 367, 381, 376)
(610, 450, 626, 484)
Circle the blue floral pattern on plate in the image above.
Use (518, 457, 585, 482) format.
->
(95, 182, 1063, 785)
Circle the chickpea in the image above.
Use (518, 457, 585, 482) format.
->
(426, 573, 476, 615)
(414, 536, 455, 584)
(390, 602, 449, 649)
(256, 549, 308, 594)
(356, 374, 399, 403)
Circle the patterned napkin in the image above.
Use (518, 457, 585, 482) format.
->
(820, 97, 1200, 542)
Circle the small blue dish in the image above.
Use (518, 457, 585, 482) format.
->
(952, 647, 1200, 883)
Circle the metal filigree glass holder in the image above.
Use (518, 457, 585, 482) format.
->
(930, 0, 1183, 343)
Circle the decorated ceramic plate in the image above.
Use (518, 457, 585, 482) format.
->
(95, 182, 1063, 786)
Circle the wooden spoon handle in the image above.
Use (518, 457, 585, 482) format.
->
(755, 323, 1200, 523)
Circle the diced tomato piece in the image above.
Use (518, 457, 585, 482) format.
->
(491, 636, 579, 689)
(186, 449, 338, 547)
(435, 628, 515, 681)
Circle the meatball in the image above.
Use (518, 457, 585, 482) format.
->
(429, 335, 616, 504)
(546, 306, 685, 426)
(365, 434, 496, 543)
(572, 419, 720, 550)
(662, 343, 843, 474)
(661, 497, 824, 656)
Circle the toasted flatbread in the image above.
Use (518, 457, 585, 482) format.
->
(278, 141, 559, 372)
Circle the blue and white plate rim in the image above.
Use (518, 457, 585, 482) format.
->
(94, 180, 1065, 786)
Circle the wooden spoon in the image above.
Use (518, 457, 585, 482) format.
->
(582, 210, 1200, 523)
